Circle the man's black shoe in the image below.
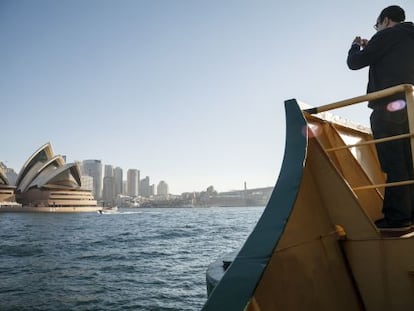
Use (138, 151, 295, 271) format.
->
(375, 218, 412, 232)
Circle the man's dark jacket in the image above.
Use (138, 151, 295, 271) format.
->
(347, 22, 414, 108)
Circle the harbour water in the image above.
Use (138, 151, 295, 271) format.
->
(0, 206, 264, 310)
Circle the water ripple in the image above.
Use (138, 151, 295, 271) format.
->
(0, 207, 263, 310)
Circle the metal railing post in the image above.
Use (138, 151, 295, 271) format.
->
(405, 87, 414, 174)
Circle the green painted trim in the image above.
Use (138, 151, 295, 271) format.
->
(202, 99, 308, 310)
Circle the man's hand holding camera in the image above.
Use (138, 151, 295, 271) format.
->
(352, 36, 369, 49)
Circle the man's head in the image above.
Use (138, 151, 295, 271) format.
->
(375, 5, 405, 31)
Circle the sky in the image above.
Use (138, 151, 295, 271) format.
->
(1, 0, 414, 194)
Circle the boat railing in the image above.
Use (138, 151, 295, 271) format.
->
(304, 83, 414, 192)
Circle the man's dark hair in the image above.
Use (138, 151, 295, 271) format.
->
(379, 5, 405, 23)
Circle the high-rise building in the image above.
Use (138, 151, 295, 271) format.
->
(122, 180, 128, 195)
(104, 165, 114, 178)
(114, 167, 123, 197)
(81, 175, 93, 191)
(81, 160, 103, 200)
(102, 165, 116, 205)
(140, 176, 151, 197)
(103, 176, 115, 206)
(157, 180, 169, 197)
(127, 169, 140, 197)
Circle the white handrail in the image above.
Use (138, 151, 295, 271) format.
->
(304, 84, 414, 191)
(304, 84, 414, 114)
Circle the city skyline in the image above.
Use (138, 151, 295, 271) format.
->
(2, 153, 260, 197)
(1, 1, 413, 194)
(2, 151, 253, 196)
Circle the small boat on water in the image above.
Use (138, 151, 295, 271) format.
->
(97, 206, 119, 214)
(203, 84, 414, 311)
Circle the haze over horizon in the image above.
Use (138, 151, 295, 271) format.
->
(1, 0, 413, 194)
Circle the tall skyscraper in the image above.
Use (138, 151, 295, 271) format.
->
(103, 176, 115, 206)
(122, 180, 128, 195)
(114, 167, 123, 197)
(81, 160, 103, 200)
(104, 164, 114, 178)
(157, 180, 169, 197)
(81, 175, 93, 191)
(140, 176, 151, 197)
(102, 164, 115, 205)
(127, 169, 140, 197)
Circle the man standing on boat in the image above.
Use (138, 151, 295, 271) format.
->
(347, 5, 414, 230)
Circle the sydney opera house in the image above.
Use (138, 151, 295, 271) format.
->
(0, 143, 99, 212)
(0, 165, 18, 205)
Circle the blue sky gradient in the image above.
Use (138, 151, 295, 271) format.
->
(1, 0, 413, 193)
